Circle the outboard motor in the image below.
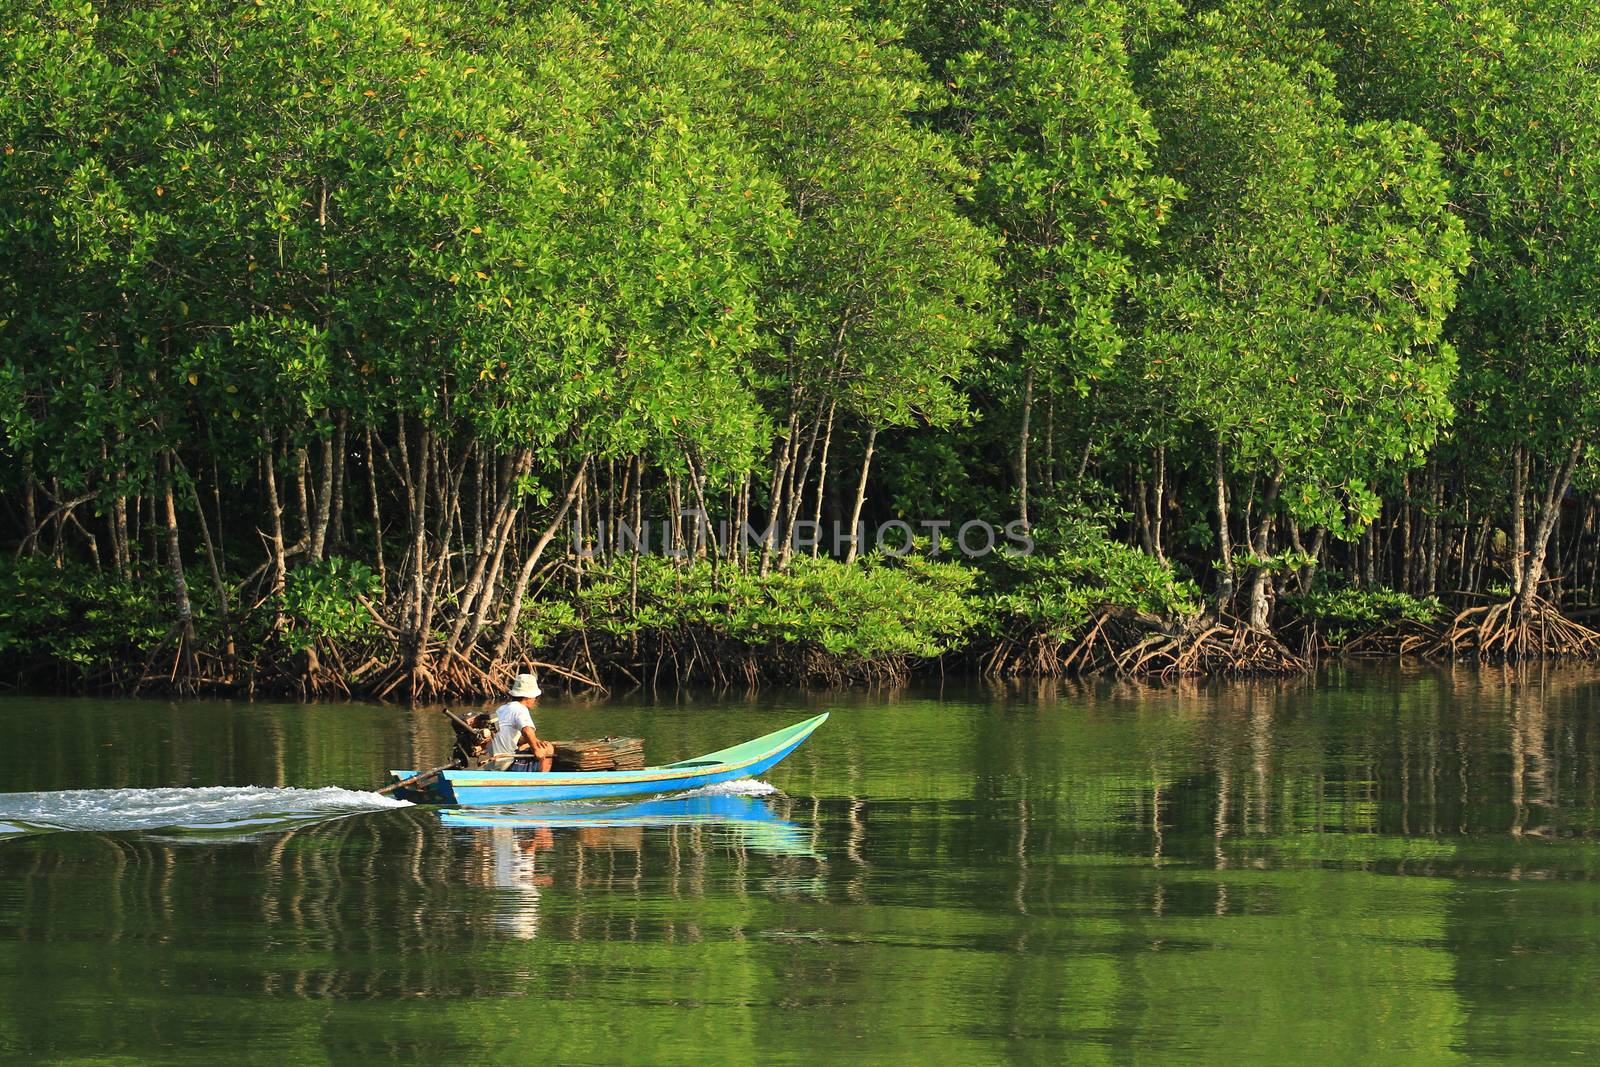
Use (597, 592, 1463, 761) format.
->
(445, 709, 497, 768)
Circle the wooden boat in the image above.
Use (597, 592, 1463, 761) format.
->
(389, 713, 827, 806)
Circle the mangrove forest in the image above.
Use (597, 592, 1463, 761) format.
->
(4, 0, 1600, 696)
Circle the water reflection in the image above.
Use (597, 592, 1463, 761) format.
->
(0, 671, 1598, 1062)
(444, 792, 817, 857)
(483, 826, 552, 940)
(443, 793, 814, 941)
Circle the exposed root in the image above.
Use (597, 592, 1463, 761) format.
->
(1279, 615, 1443, 661)
(979, 610, 1309, 680)
(1112, 617, 1307, 679)
(1432, 597, 1600, 662)
(555, 627, 916, 690)
(44, 593, 1600, 699)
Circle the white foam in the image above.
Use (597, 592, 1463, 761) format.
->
(671, 779, 779, 799)
(0, 786, 410, 835)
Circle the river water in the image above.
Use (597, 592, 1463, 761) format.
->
(0, 668, 1597, 1064)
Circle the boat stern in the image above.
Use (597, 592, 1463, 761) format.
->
(388, 770, 456, 805)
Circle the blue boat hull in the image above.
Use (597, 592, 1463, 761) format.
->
(389, 712, 826, 806)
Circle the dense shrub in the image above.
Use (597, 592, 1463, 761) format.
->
(1290, 587, 1443, 644)
(278, 558, 383, 655)
(529, 553, 981, 682)
(0, 559, 172, 685)
(981, 520, 1201, 642)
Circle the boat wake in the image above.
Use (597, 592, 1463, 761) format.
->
(668, 779, 779, 800)
(0, 785, 410, 837)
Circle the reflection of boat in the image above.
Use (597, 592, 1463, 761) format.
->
(440, 792, 817, 857)
(390, 713, 827, 806)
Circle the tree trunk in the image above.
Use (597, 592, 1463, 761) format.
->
(364, 426, 387, 588)
(1245, 470, 1283, 631)
(309, 419, 335, 561)
(1362, 521, 1375, 590)
(112, 488, 130, 579)
(1151, 444, 1167, 565)
(809, 399, 837, 557)
(630, 456, 643, 610)
(1468, 513, 1491, 594)
(734, 470, 750, 567)
(574, 457, 588, 569)
(1400, 472, 1413, 594)
(1213, 438, 1236, 617)
(760, 411, 799, 576)
(447, 449, 531, 654)
(844, 425, 878, 566)
(1510, 444, 1526, 597)
(174, 456, 234, 669)
(1135, 473, 1154, 557)
(416, 435, 469, 663)
(1044, 390, 1055, 494)
(1017, 366, 1033, 530)
(158, 450, 196, 651)
(407, 427, 432, 638)
(494, 461, 589, 664)
(780, 409, 824, 566)
(1426, 468, 1442, 594)
(1589, 506, 1600, 607)
(1290, 525, 1326, 596)
(295, 444, 313, 549)
(1518, 437, 1583, 617)
(142, 493, 158, 573)
(327, 414, 347, 553)
(262, 429, 288, 631)
(21, 466, 37, 557)
(683, 447, 715, 570)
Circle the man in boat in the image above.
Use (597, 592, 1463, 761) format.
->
(490, 673, 555, 772)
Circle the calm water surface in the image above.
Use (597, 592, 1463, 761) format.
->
(0, 668, 1598, 1064)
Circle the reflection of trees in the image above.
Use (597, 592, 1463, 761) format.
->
(918, 669, 1600, 917)
(961, 670, 1600, 1059)
(0, 796, 824, 1013)
(1153, 667, 1600, 880)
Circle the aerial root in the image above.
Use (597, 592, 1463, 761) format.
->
(1431, 596, 1600, 661)
(1112, 619, 1307, 679)
(979, 611, 1308, 680)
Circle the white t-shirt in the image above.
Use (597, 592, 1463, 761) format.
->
(491, 701, 535, 756)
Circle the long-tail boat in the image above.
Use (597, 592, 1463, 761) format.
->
(388, 713, 827, 806)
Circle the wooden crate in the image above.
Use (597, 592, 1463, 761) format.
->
(551, 737, 646, 772)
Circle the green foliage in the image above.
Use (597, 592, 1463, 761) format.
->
(514, 598, 582, 650)
(9, 0, 1600, 690)
(278, 558, 381, 655)
(1294, 587, 1442, 627)
(553, 555, 980, 666)
(950, 1, 1179, 396)
(984, 519, 1201, 641)
(1144, 9, 1470, 534)
(1232, 548, 1317, 576)
(1291, 586, 1443, 643)
(0, 559, 170, 679)
(1312, 0, 1600, 499)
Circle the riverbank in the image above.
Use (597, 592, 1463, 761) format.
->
(5, 539, 1598, 700)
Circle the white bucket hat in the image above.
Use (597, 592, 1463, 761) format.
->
(507, 672, 542, 699)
